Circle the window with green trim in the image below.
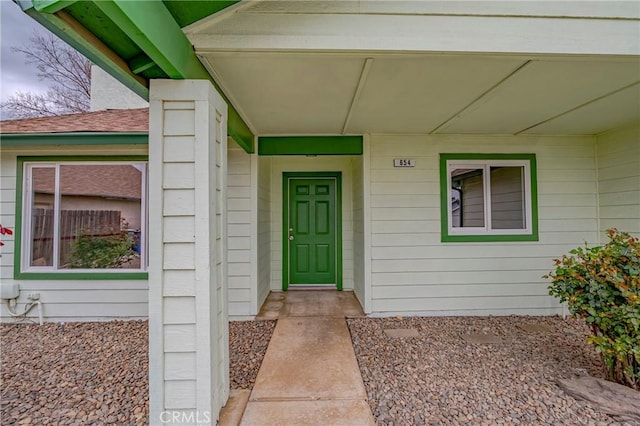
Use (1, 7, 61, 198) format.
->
(440, 154, 538, 242)
(17, 158, 148, 276)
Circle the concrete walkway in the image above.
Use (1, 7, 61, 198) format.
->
(238, 291, 375, 426)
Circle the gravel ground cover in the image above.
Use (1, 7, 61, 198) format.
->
(3, 316, 628, 425)
(229, 320, 276, 389)
(0, 321, 149, 425)
(347, 316, 630, 426)
(1, 319, 275, 425)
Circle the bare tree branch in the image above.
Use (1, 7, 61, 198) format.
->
(0, 91, 60, 118)
(1, 32, 91, 118)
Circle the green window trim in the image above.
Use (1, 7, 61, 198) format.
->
(0, 132, 148, 146)
(14, 272, 149, 280)
(14, 155, 149, 280)
(439, 153, 539, 243)
(282, 172, 343, 291)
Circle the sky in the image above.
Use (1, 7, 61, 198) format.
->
(1, 0, 54, 108)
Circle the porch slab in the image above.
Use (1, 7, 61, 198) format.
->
(249, 317, 368, 401)
(240, 400, 375, 426)
(461, 332, 503, 344)
(256, 290, 365, 319)
(218, 389, 251, 426)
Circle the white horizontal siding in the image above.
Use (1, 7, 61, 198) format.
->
(372, 257, 554, 272)
(149, 82, 230, 419)
(165, 381, 196, 409)
(373, 283, 551, 299)
(371, 296, 560, 315)
(352, 156, 366, 308)
(165, 352, 197, 380)
(257, 156, 272, 309)
(0, 301, 147, 321)
(371, 244, 588, 260)
(368, 133, 598, 315)
(0, 146, 148, 322)
(596, 124, 640, 238)
(370, 230, 598, 246)
(153, 99, 198, 413)
(227, 141, 253, 317)
(0, 289, 147, 304)
(164, 297, 197, 324)
(372, 270, 550, 285)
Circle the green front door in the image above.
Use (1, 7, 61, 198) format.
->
(284, 174, 341, 289)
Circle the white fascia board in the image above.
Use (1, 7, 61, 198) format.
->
(241, 1, 640, 20)
(183, 0, 257, 35)
(189, 14, 640, 56)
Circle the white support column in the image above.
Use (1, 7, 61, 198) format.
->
(362, 134, 372, 314)
(149, 79, 229, 425)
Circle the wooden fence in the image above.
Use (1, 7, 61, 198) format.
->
(31, 209, 122, 266)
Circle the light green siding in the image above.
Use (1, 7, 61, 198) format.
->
(351, 156, 366, 309)
(596, 124, 640, 238)
(368, 134, 598, 316)
(227, 140, 254, 316)
(148, 80, 229, 420)
(257, 156, 272, 308)
(0, 145, 148, 322)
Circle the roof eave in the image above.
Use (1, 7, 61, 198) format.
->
(16, 0, 254, 153)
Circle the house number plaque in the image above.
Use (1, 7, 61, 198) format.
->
(393, 159, 415, 167)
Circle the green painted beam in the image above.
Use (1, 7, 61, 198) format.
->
(228, 109, 255, 153)
(18, 0, 254, 153)
(17, 1, 149, 100)
(162, 0, 240, 28)
(0, 132, 148, 146)
(258, 136, 363, 156)
(90, 0, 254, 153)
(32, 0, 77, 14)
(92, 0, 209, 79)
(129, 54, 156, 75)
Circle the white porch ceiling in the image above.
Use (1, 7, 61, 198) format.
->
(189, 1, 640, 136)
(197, 52, 640, 136)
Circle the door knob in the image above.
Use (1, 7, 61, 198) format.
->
(289, 235, 294, 241)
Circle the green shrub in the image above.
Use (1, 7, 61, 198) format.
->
(67, 230, 135, 269)
(546, 229, 640, 390)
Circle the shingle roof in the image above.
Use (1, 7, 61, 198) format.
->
(33, 165, 143, 200)
(0, 108, 149, 133)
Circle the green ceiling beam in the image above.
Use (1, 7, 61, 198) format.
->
(90, 0, 254, 153)
(32, 0, 77, 14)
(227, 109, 254, 154)
(129, 54, 156, 75)
(18, 0, 254, 153)
(92, 0, 209, 79)
(162, 1, 241, 28)
(18, 1, 149, 100)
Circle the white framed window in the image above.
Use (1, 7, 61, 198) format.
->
(440, 154, 538, 242)
(17, 157, 148, 276)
